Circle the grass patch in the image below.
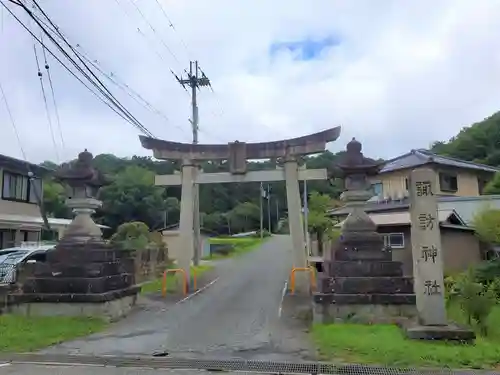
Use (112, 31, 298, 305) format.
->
(202, 237, 267, 260)
(0, 315, 107, 353)
(140, 264, 213, 294)
(312, 305, 500, 369)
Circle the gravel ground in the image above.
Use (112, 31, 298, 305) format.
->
(39, 235, 313, 361)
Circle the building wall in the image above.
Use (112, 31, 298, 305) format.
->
(0, 167, 42, 217)
(378, 226, 481, 276)
(441, 229, 482, 274)
(371, 166, 488, 198)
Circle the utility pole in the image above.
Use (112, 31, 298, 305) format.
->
(267, 184, 271, 233)
(260, 182, 264, 239)
(303, 180, 310, 256)
(172, 61, 211, 266)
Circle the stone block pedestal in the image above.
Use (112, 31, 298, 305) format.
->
(11, 239, 141, 322)
(402, 321, 475, 342)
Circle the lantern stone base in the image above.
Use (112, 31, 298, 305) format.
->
(8, 287, 140, 322)
(313, 293, 417, 324)
(402, 321, 476, 342)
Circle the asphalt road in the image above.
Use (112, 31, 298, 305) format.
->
(37, 235, 311, 361)
(0, 363, 249, 375)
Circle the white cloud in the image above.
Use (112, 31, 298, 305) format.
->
(1, 0, 500, 164)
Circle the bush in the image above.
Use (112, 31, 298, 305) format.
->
(453, 269, 497, 335)
(472, 260, 500, 286)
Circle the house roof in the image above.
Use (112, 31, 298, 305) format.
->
(329, 194, 500, 217)
(0, 213, 109, 230)
(380, 149, 499, 174)
(159, 223, 215, 235)
(335, 209, 469, 229)
(0, 154, 52, 177)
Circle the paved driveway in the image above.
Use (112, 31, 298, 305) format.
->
(40, 235, 312, 361)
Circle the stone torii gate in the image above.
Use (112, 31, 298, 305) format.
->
(139, 126, 341, 292)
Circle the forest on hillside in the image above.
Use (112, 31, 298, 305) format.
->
(40, 110, 500, 235)
(41, 151, 342, 236)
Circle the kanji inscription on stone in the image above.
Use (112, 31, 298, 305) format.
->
(415, 180, 433, 197)
(423, 280, 441, 296)
(418, 213, 436, 230)
(421, 245, 438, 263)
(409, 168, 447, 326)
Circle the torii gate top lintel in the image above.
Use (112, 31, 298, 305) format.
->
(139, 126, 341, 164)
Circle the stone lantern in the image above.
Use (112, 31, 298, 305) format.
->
(54, 149, 109, 243)
(12, 150, 139, 322)
(313, 138, 416, 324)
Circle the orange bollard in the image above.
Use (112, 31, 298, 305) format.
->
(289, 266, 316, 294)
(161, 268, 188, 296)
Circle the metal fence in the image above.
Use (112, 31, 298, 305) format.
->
(0, 354, 497, 375)
(0, 264, 17, 284)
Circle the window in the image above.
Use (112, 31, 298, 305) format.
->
(2, 171, 41, 204)
(371, 182, 383, 196)
(383, 233, 405, 249)
(405, 178, 409, 191)
(439, 172, 458, 192)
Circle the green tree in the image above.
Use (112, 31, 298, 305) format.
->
(163, 196, 180, 227)
(473, 207, 500, 244)
(43, 180, 71, 218)
(99, 166, 167, 231)
(483, 172, 500, 195)
(110, 221, 151, 251)
(227, 202, 260, 233)
(307, 191, 335, 254)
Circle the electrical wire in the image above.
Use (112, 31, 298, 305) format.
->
(33, 42, 60, 162)
(27, 2, 169, 137)
(40, 32, 66, 155)
(126, 0, 181, 66)
(113, 0, 170, 67)
(29, 0, 155, 138)
(0, 77, 52, 231)
(3, 0, 155, 138)
(75, 49, 192, 140)
(151, 0, 191, 59)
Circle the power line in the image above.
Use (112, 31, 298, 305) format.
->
(29, 0, 155, 137)
(0, 77, 52, 231)
(126, 0, 181, 66)
(151, 0, 191, 59)
(113, 0, 171, 67)
(33, 42, 60, 162)
(74, 47, 191, 140)
(3, 0, 156, 137)
(0, 79, 26, 160)
(40, 31, 66, 155)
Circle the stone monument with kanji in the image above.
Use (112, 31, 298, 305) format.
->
(404, 167, 475, 340)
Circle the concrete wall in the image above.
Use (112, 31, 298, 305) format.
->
(161, 229, 209, 264)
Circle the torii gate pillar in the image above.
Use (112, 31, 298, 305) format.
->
(284, 157, 307, 273)
(140, 127, 341, 294)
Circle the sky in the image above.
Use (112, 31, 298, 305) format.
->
(1, 0, 500, 164)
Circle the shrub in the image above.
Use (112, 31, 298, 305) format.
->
(454, 269, 497, 335)
(472, 260, 500, 286)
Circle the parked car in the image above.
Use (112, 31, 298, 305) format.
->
(0, 244, 55, 284)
